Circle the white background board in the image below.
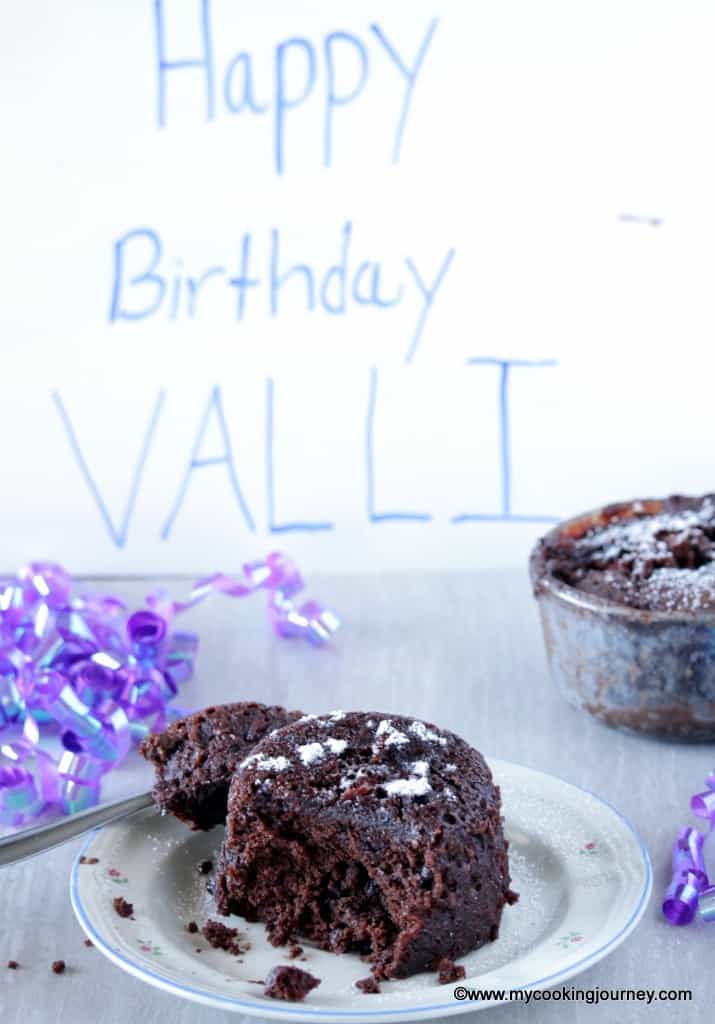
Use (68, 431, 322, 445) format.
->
(2, 0, 715, 573)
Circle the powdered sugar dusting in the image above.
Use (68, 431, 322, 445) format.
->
(384, 760, 432, 798)
(577, 501, 715, 565)
(240, 753, 291, 772)
(409, 721, 448, 746)
(297, 742, 325, 766)
(374, 719, 409, 749)
(635, 564, 715, 612)
(549, 496, 715, 612)
(325, 737, 347, 755)
(303, 710, 347, 729)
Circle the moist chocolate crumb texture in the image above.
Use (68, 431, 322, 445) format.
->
(215, 711, 516, 980)
(113, 896, 133, 919)
(263, 965, 321, 1001)
(140, 702, 302, 830)
(356, 975, 381, 994)
(437, 956, 466, 984)
(201, 919, 245, 955)
(535, 494, 715, 612)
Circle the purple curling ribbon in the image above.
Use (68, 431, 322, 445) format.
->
(662, 828, 708, 925)
(146, 552, 340, 646)
(691, 772, 715, 821)
(0, 556, 338, 828)
(663, 773, 715, 925)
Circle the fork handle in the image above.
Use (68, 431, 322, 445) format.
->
(0, 791, 154, 868)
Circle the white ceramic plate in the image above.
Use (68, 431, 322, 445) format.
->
(70, 759, 651, 1022)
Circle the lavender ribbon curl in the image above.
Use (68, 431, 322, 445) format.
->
(662, 772, 715, 925)
(0, 556, 339, 827)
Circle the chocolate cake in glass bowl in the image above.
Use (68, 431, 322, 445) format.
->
(214, 711, 517, 980)
(530, 494, 715, 739)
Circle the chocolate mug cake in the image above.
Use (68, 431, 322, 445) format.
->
(214, 710, 517, 980)
(142, 705, 516, 982)
(531, 494, 715, 738)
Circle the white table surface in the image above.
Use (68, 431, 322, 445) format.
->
(2, 572, 713, 1023)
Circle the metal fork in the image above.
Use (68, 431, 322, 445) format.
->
(0, 791, 154, 868)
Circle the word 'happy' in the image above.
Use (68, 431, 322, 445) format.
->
(154, 0, 439, 172)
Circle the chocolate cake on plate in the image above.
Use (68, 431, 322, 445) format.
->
(140, 702, 302, 829)
(215, 710, 516, 979)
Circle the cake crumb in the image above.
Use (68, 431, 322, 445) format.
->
(7, 960, 19, 970)
(83, 939, 93, 948)
(356, 976, 381, 994)
(437, 958, 465, 984)
(198, 859, 213, 874)
(263, 965, 321, 1002)
(202, 919, 245, 955)
(51, 960, 66, 975)
(79, 856, 99, 865)
(186, 921, 199, 934)
(287, 944, 303, 959)
(112, 896, 134, 919)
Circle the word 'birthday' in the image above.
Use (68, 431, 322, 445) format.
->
(154, 0, 439, 172)
(109, 222, 455, 365)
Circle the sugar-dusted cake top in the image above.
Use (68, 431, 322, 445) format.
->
(536, 494, 715, 612)
(236, 709, 498, 836)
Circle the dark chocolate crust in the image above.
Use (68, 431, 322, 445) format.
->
(139, 702, 302, 829)
(215, 711, 516, 979)
(534, 494, 715, 612)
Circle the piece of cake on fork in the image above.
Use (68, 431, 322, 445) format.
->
(140, 702, 302, 830)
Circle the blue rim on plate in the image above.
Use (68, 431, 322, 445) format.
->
(69, 764, 653, 1020)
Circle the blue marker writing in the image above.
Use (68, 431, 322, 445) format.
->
(274, 37, 317, 175)
(162, 386, 255, 539)
(366, 367, 432, 523)
(109, 228, 165, 322)
(323, 31, 369, 167)
(370, 18, 439, 163)
(266, 378, 334, 533)
(224, 51, 269, 114)
(154, 0, 214, 128)
(52, 390, 166, 548)
(404, 247, 455, 364)
(452, 358, 559, 524)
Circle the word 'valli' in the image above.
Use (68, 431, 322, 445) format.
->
(52, 361, 558, 548)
